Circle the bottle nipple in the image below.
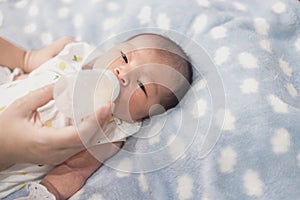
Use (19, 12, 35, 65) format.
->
(53, 69, 120, 121)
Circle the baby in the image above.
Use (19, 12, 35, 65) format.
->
(0, 33, 193, 199)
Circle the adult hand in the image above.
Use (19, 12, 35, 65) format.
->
(0, 84, 112, 171)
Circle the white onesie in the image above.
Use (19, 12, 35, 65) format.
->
(0, 42, 141, 198)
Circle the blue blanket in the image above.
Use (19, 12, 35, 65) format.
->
(1, 0, 300, 199)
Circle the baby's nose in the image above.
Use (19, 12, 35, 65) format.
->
(114, 67, 128, 86)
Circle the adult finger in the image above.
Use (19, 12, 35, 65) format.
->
(30, 104, 112, 164)
(32, 126, 84, 165)
(43, 126, 83, 149)
(94, 103, 113, 127)
(76, 104, 112, 148)
(13, 84, 54, 116)
(41, 104, 112, 151)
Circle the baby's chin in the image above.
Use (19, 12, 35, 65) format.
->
(113, 114, 137, 123)
(111, 107, 134, 122)
(111, 101, 142, 122)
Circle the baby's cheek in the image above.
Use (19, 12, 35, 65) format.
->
(129, 90, 147, 120)
(128, 92, 139, 119)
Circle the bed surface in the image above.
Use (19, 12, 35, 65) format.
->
(1, 0, 300, 199)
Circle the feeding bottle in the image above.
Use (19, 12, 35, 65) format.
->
(54, 69, 120, 121)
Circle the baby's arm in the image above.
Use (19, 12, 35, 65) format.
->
(40, 141, 123, 200)
(0, 37, 74, 73)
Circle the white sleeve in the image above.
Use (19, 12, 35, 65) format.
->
(30, 42, 96, 77)
(14, 182, 56, 200)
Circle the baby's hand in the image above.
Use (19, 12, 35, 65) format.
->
(23, 37, 75, 73)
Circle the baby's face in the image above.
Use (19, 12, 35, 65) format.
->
(93, 38, 178, 122)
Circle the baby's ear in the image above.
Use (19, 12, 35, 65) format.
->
(149, 104, 166, 117)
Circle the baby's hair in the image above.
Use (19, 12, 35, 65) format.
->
(156, 47, 193, 111)
(128, 33, 193, 113)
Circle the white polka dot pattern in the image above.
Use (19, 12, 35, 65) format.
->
(0, 11, 3, 27)
(240, 78, 259, 94)
(138, 173, 149, 192)
(192, 98, 207, 118)
(216, 109, 236, 131)
(195, 0, 210, 7)
(1, 0, 300, 199)
(192, 14, 207, 34)
(176, 174, 194, 200)
(254, 18, 270, 36)
(272, 2, 286, 14)
(210, 26, 227, 39)
(271, 128, 290, 154)
(267, 94, 289, 113)
(24, 23, 36, 34)
(295, 38, 300, 51)
(233, 2, 247, 11)
(259, 39, 272, 53)
(279, 58, 292, 77)
(57, 7, 70, 19)
(243, 169, 265, 197)
(138, 6, 152, 25)
(115, 158, 132, 178)
(214, 46, 230, 65)
(238, 52, 258, 69)
(156, 13, 170, 30)
(217, 146, 237, 173)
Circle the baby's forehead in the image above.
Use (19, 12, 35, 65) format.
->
(121, 45, 168, 64)
(126, 34, 160, 46)
(120, 40, 163, 54)
(121, 35, 171, 53)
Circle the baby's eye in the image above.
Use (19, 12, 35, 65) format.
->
(137, 80, 147, 96)
(120, 51, 128, 63)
